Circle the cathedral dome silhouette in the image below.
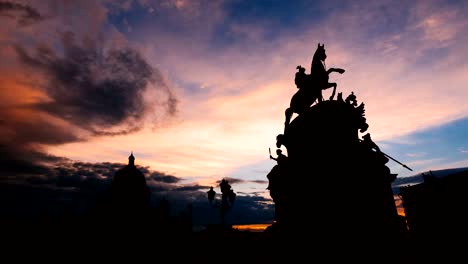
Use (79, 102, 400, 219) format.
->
(111, 152, 150, 211)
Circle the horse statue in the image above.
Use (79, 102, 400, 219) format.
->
(310, 43, 345, 102)
(283, 43, 345, 131)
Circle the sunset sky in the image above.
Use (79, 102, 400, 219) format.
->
(1, 0, 468, 225)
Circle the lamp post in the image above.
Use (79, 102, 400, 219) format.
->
(207, 179, 236, 229)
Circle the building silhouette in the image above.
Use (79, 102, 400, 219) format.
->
(111, 152, 150, 215)
(399, 169, 468, 242)
(87, 153, 194, 246)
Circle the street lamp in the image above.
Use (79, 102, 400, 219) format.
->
(207, 179, 236, 228)
(207, 186, 216, 205)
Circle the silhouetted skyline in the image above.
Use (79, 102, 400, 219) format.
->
(1, 0, 468, 230)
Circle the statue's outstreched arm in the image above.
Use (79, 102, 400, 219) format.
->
(327, 68, 345, 74)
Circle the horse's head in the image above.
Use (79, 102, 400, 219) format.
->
(314, 43, 327, 62)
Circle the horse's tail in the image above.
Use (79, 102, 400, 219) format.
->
(285, 107, 293, 127)
(289, 90, 303, 113)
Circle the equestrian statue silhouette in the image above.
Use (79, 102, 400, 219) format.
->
(284, 43, 345, 130)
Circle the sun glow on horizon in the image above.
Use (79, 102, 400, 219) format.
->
(232, 223, 272, 232)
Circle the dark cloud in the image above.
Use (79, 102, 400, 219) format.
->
(173, 184, 210, 192)
(149, 172, 181, 183)
(1, 110, 81, 146)
(215, 177, 245, 185)
(237, 191, 268, 196)
(1, 1, 177, 184)
(0, 159, 115, 221)
(212, 178, 267, 186)
(251, 180, 268, 184)
(0, 1, 44, 26)
(1, 26, 179, 192)
(0, 156, 119, 187)
(147, 182, 174, 192)
(0, 109, 82, 186)
(0, 158, 275, 227)
(14, 31, 177, 136)
(136, 167, 182, 184)
(0, 146, 67, 179)
(1, 159, 174, 215)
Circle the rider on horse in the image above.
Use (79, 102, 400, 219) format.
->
(284, 43, 345, 131)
